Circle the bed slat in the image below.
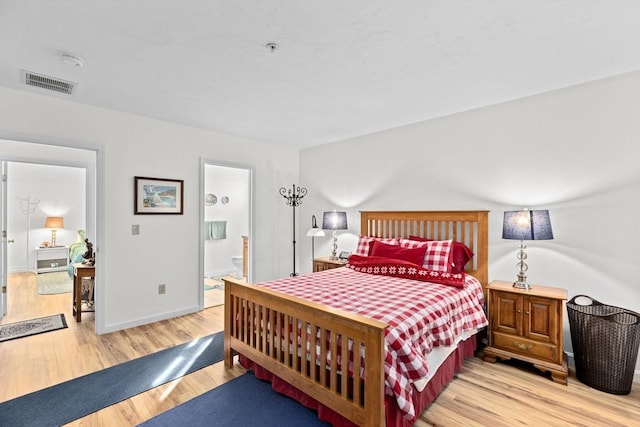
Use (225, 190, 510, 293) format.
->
(224, 278, 387, 427)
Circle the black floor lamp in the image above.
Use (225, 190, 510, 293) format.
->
(279, 184, 307, 277)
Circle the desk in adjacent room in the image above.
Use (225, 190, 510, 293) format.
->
(73, 263, 95, 322)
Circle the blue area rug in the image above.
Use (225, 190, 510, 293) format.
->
(138, 372, 331, 427)
(0, 331, 224, 427)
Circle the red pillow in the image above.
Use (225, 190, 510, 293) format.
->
(369, 240, 427, 266)
(353, 236, 398, 256)
(408, 236, 474, 273)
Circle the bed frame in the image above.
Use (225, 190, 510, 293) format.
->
(224, 210, 489, 427)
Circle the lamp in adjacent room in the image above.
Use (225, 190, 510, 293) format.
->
(44, 216, 64, 247)
(322, 211, 347, 260)
(502, 209, 553, 289)
(306, 215, 325, 261)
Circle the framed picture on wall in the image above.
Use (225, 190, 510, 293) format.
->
(134, 176, 184, 214)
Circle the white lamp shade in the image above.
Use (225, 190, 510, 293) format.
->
(306, 228, 325, 237)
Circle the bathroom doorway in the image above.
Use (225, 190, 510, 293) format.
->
(201, 160, 252, 309)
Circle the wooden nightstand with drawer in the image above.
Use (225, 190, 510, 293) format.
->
(313, 257, 346, 272)
(483, 280, 568, 385)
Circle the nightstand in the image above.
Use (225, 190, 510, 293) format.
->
(35, 246, 69, 273)
(483, 280, 568, 385)
(313, 257, 346, 272)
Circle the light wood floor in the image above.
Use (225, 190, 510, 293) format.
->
(0, 273, 245, 426)
(1, 272, 638, 426)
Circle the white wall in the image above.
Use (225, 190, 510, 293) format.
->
(0, 86, 298, 334)
(204, 164, 250, 277)
(2, 70, 638, 378)
(299, 71, 640, 377)
(6, 162, 86, 272)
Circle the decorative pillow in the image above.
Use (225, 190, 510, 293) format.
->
(398, 238, 452, 272)
(354, 236, 399, 256)
(346, 254, 465, 288)
(408, 236, 474, 274)
(369, 240, 427, 266)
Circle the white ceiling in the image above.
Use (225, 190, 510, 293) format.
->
(1, 1, 639, 149)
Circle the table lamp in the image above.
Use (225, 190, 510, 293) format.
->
(322, 211, 347, 260)
(44, 216, 64, 247)
(502, 209, 553, 289)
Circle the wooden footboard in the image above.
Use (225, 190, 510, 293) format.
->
(224, 277, 388, 427)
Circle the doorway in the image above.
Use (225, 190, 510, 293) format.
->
(7, 162, 86, 271)
(1, 138, 96, 323)
(201, 161, 252, 309)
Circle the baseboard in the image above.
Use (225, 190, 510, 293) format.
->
(566, 352, 640, 385)
(8, 268, 36, 274)
(101, 305, 200, 334)
(205, 269, 236, 279)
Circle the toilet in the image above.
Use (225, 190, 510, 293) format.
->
(231, 255, 243, 278)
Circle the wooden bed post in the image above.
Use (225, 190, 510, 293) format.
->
(224, 278, 234, 368)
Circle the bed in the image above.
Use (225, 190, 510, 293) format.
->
(224, 210, 489, 426)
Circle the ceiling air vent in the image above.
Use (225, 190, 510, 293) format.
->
(22, 70, 77, 95)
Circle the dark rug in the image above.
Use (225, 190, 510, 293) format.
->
(138, 372, 330, 427)
(0, 331, 225, 427)
(0, 314, 67, 342)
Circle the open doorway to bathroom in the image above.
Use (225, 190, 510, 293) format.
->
(201, 161, 252, 309)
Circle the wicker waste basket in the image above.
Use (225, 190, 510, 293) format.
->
(567, 295, 640, 395)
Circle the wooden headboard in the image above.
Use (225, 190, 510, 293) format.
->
(360, 210, 489, 292)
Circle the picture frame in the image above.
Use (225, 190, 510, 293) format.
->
(134, 176, 184, 215)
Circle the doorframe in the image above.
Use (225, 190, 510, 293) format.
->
(199, 158, 254, 309)
(1, 161, 7, 319)
(0, 133, 102, 331)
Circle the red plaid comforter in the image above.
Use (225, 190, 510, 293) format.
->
(255, 266, 488, 419)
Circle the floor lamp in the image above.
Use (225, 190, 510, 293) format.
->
(279, 184, 307, 277)
(17, 196, 40, 270)
(306, 215, 325, 262)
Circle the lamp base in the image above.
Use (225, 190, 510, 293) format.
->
(512, 272, 532, 290)
(329, 231, 338, 260)
(512, 280, 532, 290)
(513, 241, 532, 289)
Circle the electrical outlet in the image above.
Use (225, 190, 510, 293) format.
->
(158, 284, 166, 294)
(132, 224, 140, 235)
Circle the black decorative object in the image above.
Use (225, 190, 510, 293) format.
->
(82, 238, 95, 266)
(279, 184, 307, 276)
